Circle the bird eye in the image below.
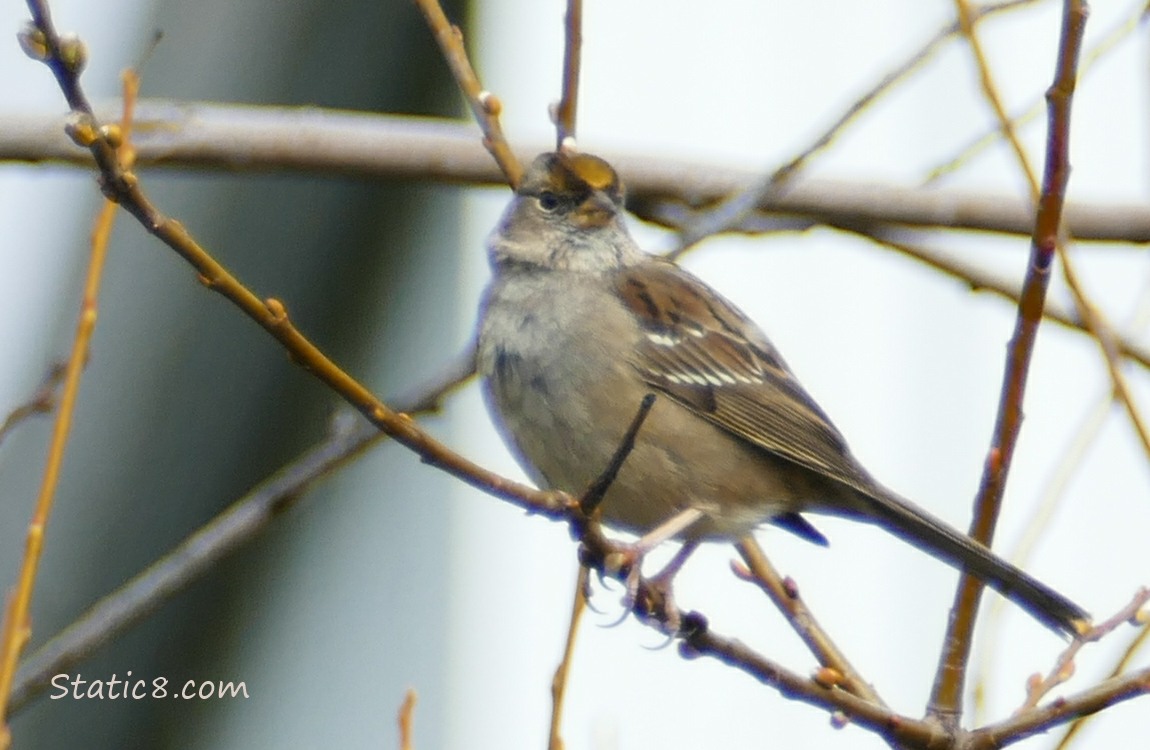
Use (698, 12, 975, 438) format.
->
(537, 191, 561, 212)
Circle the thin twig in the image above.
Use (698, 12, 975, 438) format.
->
(548, 566, 588, 750)
(733, 537, 884, 706)
(411, 0, 522, 187)
(969, 666, 1150, 749)
(1054, 615, 1150, 749)
(928, 0, 1090, 723)
(579, 394, 656, 515)
(925, 0, 1150, 184)
(398, 688, 418, 750)
(0, 364, 66, 449)
(668, 0, 1042, 257)
(1058, 257, 1150, 454)
(554, 0, 582, 149)
(0, 57, 137, 735)
(677, 614, 947, 748)
(839, 226, 1150, 371)
(1019, 589, 1150, 711)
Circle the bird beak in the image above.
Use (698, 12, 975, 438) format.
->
(573, 191, 617, 228)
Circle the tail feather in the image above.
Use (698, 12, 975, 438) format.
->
(852, 488, 1089, 636)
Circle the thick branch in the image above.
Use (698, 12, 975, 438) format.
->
(4, 105, 1149, 243)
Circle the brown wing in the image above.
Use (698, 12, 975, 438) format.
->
(614, 262, 1094, 635)
(614, 259, 878, 498)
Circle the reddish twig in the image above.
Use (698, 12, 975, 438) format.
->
(1019, 588, 1150, 711)
(1054, 611, 1150, 749)
(554, 0, 582, 150)
(929, 0, 1090, 723)
(0, 364, 66, 449)
(970, 666, 1150, 749)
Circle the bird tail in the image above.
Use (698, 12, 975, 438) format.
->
(853, 488, 1089, 636)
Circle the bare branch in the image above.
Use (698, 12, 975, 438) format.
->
(929, 0, 1091, 723)
(554, 0, 582, 149)
(412, 0, 522, 187)
(667, 0, 1044, 257)
(1019, 589, 1150, 711)
(6, 106, 1150, 243)
(734, 537, 885, 707)
(0, 365, 65, 449)
(840, 226, 1150, 372)
(548, 566, 588, 750)
(971, 667, 1150, 749)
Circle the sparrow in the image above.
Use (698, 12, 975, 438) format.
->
(476, 150, 1088, 635)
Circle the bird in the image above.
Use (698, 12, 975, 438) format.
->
(475, 149, 1089, 636)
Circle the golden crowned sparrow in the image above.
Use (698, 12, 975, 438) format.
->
(476, 151, 1088, 635)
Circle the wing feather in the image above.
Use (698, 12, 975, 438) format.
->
(615, 260, 877, 497)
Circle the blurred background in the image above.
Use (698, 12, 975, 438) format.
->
(1, 1, 1148, 748)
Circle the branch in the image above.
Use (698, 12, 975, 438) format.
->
(733, 537, 885, 707)
(970, 666, 1150, 749)
(397, 688, 418, 750)
(929, 0, 1090, 723)
(1018, 589, 1150, 711)
(678, 614, 946, 748)
(0, 364, 65, 449)
(839, 226, 1150, 372)
(548, 566, 588, 750)
(1055, 612, 1150, 748)
(412, 0, 522, 187)
(554, 0, 582, 149)
(6, 106, 1150, 243)
(667, 0, 1044, 256)
(0, 51, 137, 733)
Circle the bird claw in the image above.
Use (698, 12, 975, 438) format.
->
(633, 570, 682, 634)
(585, 535, 699, 635)
(593, 559, 681, 633)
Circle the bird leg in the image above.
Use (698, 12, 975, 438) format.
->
(639, 539, 701, 633)
(604, 507, 704, 632)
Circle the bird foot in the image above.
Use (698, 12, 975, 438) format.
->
(593, 538, 697, 634)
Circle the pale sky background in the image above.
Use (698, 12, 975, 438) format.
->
(2, 1, 1149, 748)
